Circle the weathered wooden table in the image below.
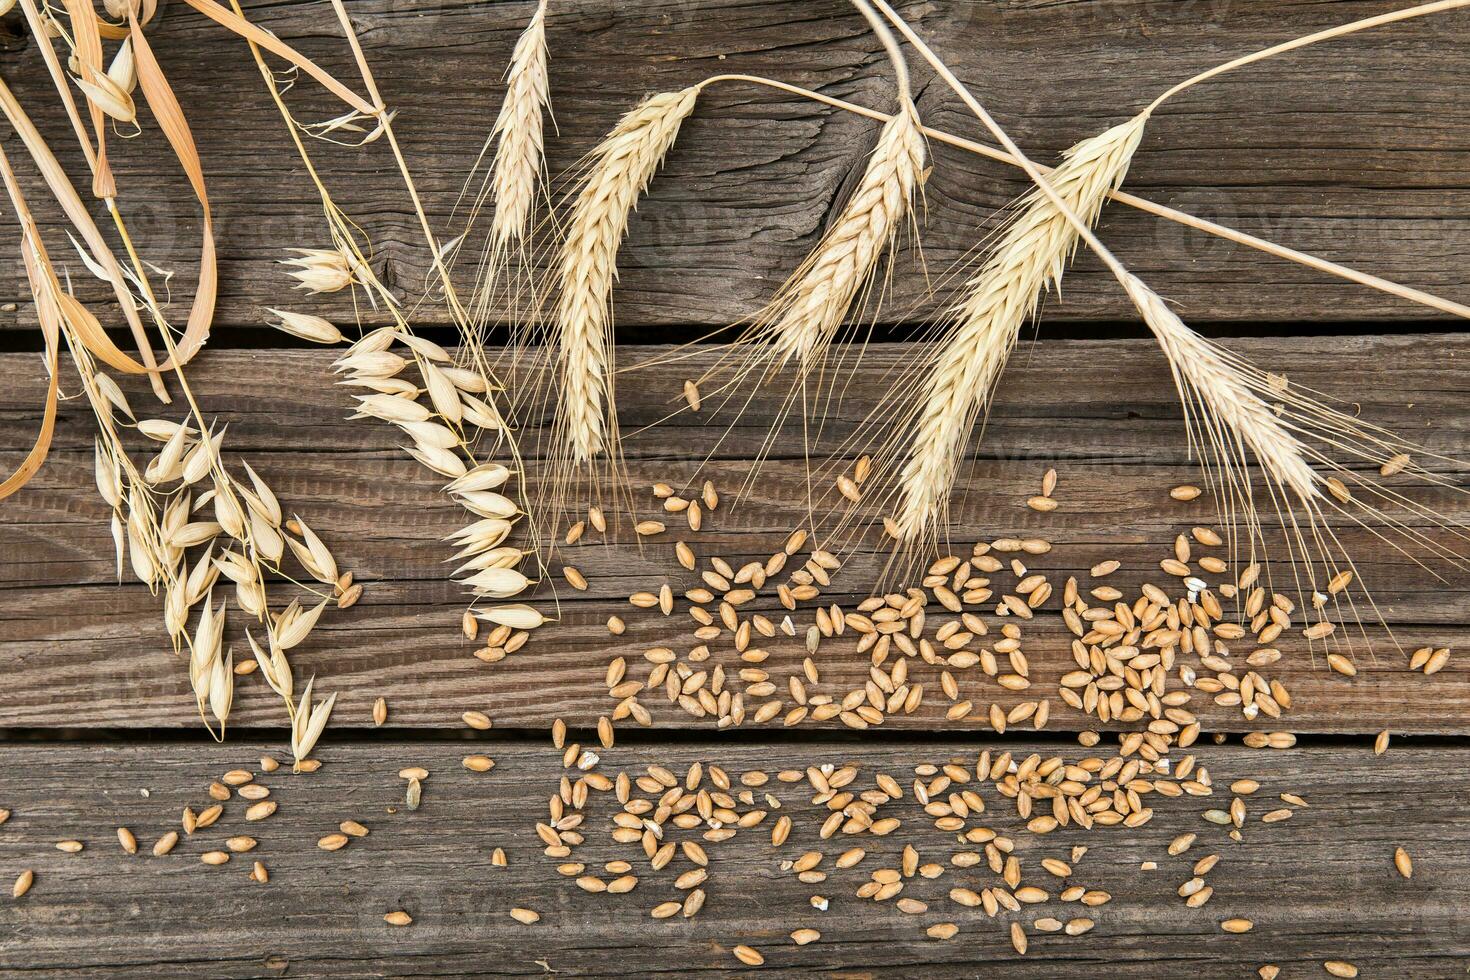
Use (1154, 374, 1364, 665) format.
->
(2, 1, 1468, 975)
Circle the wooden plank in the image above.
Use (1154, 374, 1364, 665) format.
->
(0, 574, 1462, 735)
(1, 0, 1468, 330)
(3, 336, 1468, 460)
(0, 738, 1464, 976)
(0, 458, 1465, 734)
(0, 340, 1466, 734)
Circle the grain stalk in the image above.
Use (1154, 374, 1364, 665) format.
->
(485, 0, 551, 250)
(889, 114, 1147, 542)
(0, 131, 339, 756)
(214, 0, 547, 627)
(587, 0, 1466, 525)
(668, 0, 1469, 533)
(873, 0, 1470, 655)
(0, 7, 426, 754)
(684, 1, 926, 512)
(322, 0, 548, 603)
(5, 0, 170, 401)
(687, 0, 1470, 324)
(850, 0, 1470, 554)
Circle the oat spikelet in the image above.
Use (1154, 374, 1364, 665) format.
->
(487, 0, 550, 248)
(767, 102, 925, 370)
(894, 115, 1148, 540)
(555, 86, 699, 462)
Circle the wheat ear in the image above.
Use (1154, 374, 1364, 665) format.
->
(555, 85, 699, 463)
(879, 0, 1327, 554)
(1131, 270, 1470, 589)
(737, 0, 926, 374)
(767, 102, 925, 371)
(893, 115, 1148, 540)
(486, 0, 550, 250)
(461, 0, 553, 352)
(1125, 274, 1318, 504)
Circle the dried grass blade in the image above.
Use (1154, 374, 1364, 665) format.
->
(0, 70, 161, 390)
(15, 0, 97, 173)
(176, 0, 378, 116)
(126, 8, 217, 368)
(60, 0, 116, 199)
(0, 148, 60, 500)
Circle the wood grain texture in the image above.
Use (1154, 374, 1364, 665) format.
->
(0, 739, 1464, 977)
(1, 0, 1468, 333)
(2, 5, 1467, 974)
(0, 340, 1465, 733)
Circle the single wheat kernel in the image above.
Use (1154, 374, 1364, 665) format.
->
(1379, 453, 1410, 477)
(246, 801, 277, 821)
(732, 945, 764, 966)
